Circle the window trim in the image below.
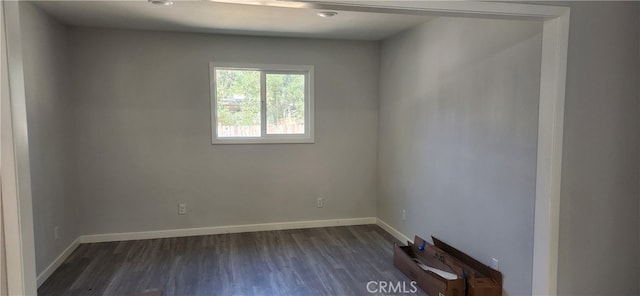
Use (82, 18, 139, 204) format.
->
(209, 62, 315, 144)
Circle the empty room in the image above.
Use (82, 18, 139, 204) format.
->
(1, 1, 639, 296)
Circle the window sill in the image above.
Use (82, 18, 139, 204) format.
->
(211, 137, 315, 145)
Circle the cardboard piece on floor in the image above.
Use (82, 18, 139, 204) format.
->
(432, 236, 502, 296)
(393, 235, 502, 296)
(393, 237, 465, 296)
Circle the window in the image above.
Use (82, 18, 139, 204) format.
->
(210, 63, 314, 144)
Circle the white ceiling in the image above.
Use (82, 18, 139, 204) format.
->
(33, 0, 436, 40)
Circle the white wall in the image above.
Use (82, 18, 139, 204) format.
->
(19, 2, 78, 275)
(377, 17, 543, 295)
(556, 2, 639, 295)
(69, 28, 380, 235)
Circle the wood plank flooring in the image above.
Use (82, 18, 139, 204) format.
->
(38, 225, 426, 296)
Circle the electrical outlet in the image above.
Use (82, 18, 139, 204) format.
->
(491, 258, 499, 270)
(54, 226, 59, 240)
(178, 203, 186, 215)
(317, 197, 324, 208)
(402, 209, 406, 221)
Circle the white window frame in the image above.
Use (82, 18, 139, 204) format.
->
(210, 62, 315, 144)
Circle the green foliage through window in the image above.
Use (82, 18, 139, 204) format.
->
(266, 74, 305, 134)
(215, 69, 261, 137)
(214, 67, 308, 138)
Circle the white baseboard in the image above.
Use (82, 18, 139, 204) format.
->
(79, 217, 377, 244)
(36, 237, 81, 287)
(376, 218, 411, 244)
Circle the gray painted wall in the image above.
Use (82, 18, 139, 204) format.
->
(19, 2, 78, 275)
(556, 2, 639, 295)
(68, 28, 380, 235)
(377, 17, 543, 295)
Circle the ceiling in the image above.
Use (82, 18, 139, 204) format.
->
(33, 0, 436, 40)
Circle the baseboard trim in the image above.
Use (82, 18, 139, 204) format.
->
(36, 237, 81, 287)
(79, 217, 378, 244)
(376, 218, 411, 244)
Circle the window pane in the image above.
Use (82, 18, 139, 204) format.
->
(265, 73, 305, 135)
(216, 69, 261, 137)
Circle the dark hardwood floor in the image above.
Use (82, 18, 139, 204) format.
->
(38, 225, 425, 296)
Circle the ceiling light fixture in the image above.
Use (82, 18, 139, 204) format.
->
(148, 0, 173, 6)
(317, 11, 338, 18)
